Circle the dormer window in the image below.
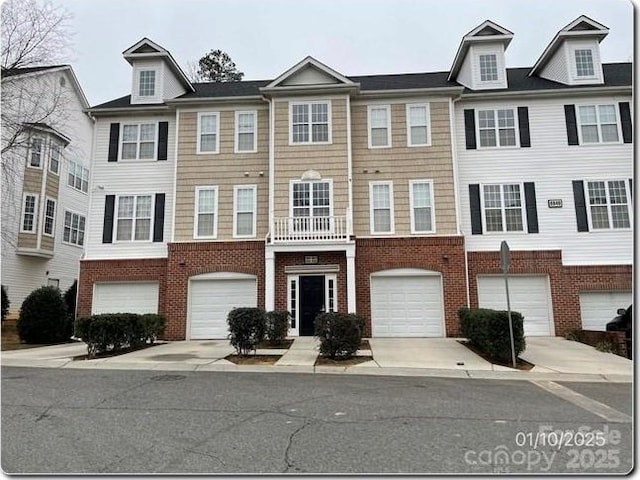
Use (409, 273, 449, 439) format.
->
(574, 49, 595, 77)
(139, 70, 156, 96)
(479, 54, 498, 82)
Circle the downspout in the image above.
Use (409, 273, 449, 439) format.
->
(449, 93, 470, 308)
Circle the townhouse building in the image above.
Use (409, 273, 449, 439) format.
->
(1, 66, 93, 316)
(78, 15, 631, 340)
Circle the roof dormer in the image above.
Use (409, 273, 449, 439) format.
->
(529, 15, 609, 86)
(122, 37, 194, 105)
(449, 20, 514, 90)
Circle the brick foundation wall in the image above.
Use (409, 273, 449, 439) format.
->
(467, 250, 632, 337)
(574, 330, 629, 359)
(355, 236, 468, 337)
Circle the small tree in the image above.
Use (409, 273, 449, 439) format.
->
(1, 285, 10, 322)
(193, 49, 244, 83)
(265, 310, 290, 346)
(315, 313, 364, 360)
(63, 280, 77, 320)
(17, 285, 69, 343)
(227, 307, 265, 356)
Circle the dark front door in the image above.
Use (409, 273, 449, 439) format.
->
(299, 275, 325, 336)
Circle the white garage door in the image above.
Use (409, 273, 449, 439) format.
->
(92, 282, 159, 314)
(189, 274, 257, 339)
(477, 275, 553, 336)
(579, 291, 632, 331)
(371, 269, 444, 337)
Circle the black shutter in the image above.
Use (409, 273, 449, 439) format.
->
(108, 123, 120, 162)
(464, 109, 477, 150)
(518, 107, 531, 147)
(629, 178, 633, 199)
(523, 182, 538, 233)
(564, 105, 579, 146)
(619, 102, 632, 144)
(157, 122, 168, 160)
(469, 184, 482, 234)
(153, 193, 165, 242)
(572, 180, 589, 232)
(102, 195, 115, 243)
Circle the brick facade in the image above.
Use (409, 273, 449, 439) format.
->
(467, 250, 632, 337)
(355, 236, 468, 337)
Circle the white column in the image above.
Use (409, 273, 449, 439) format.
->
(265, 248, 275, 311)
(346, 245, 356, 313)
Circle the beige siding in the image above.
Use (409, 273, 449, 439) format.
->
(46, 174, 59, 199)
(22, 168, 42, 194)
(351, 101, 457, 236)
(174, 108, 269, 241)
(17, 232, 37, 249)
(41, 234, 54, 251)
(273, 98, 349, 219)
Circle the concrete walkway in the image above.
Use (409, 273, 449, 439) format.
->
(0, 336, 632, 382)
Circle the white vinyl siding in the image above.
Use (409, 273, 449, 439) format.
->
(121, 123, 157, 160)
(409, 180, 435, 233)
(482, 184, 524, 233)
(290, 102, 331, 144)
(233, 185, 257, 238)
(477, 108, 517, 148)
(370, 181, 394, 234)
(115, 195, 153, 242)
(368, 105, 391, 148)
(43, 197, 56, 236)
(586, 180, 631, 230)
(21, 193, 38, 233)
(235, 111, 257, 153)
(195, 186, 218, 239)
(577, 105, 620, 144)
(63, 211, 86, 246)
(197, 112, 220, 154)
(406, 104, 431, 147)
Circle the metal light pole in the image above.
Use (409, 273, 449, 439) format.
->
(500, 241, 517, 369)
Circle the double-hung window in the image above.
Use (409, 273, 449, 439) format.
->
(482, 184, 524, 232)
(370, 181, 394, 234)
(291, 180, 331, 232)
(235, 111, 257, 152)
(115, 195, 153, 241)
(406, 104, 430, 146)
(574, 49, 595, 77)
(68, 161, 89, 193)
(290, 102, 330, 144)
(234, 185, 257, 237)
(195, 187, 218, 238)
(479, 54, 498, 82)
(139, 70, 156, 97)
(121, 124, 156, 160)
(43, 198, 56, 236)
(197, 112, 220, 153)
(586, 180, 630, 230)
(21, 194, 38, 233)
(368, 105, 391, 148)
(577, 105, 620, 143)
(29, 137, 43, 167)
(410, 180, 435, 233)
(49, 143, 61, 174)
(63, 211, 86, 246)
(478, 109, 517, 147)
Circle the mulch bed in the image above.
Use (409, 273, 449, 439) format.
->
(72, 342, 161, 361)
(255, 339, 294, 349)
(315, 355, 374, 367)
(226, 354, 282, 365)
(458, 340, 534, 371)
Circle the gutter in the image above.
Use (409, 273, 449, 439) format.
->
(461, 85, 631, 100)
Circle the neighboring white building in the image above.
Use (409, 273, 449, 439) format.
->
(1, 65, 93, 316)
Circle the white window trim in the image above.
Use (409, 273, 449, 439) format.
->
(476, 108, 520, 149)
(28, 136, 44, 169)
(62, 209, 86, 247)
(20, 193, 39, 233)
(287, 274, 338, 337)
(288, 101, 332, 145)
(478, 53, 499, 82)
(138, 69, 157, 97)
(233, 184, 257, 238)
(479, 183, 526, 234)
(131, 65, 162, 104)
(119, 123, 158, 161)
(43, 196, 56, 237)
(113, 194, 155, 243)
(194, 186, 218, 239)
(369, 180, 395, 235)
(234, 110, 258, 153)
(67, 160, 90, 194)
(49, 142, 61, 175)
(196, 112, 220, 154)
(406, 103, 431, 147)
(584, 179, 632, 231)
(409, 180, 436, 234)
(367, 105, 392, 149)
(576, 104, 623, 146)
(288, 179, 335, 220)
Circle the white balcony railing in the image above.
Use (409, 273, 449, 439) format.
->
(271, 216, 349, 243)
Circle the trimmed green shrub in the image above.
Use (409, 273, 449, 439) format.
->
(459, 307, 525, 362)
(63, 280, 77, 321)
(227, 307, 266, 355)
(17, 286, 70, 343)
(1, 285, 9, 322)
(314, 312, 364, 359)
(265, 310, 290, 345)
(74, 313, 166, 358)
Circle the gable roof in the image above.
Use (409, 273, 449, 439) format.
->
(1, 65, 67, 78)
(529, 15, 609, 76)
(449, 20, 514, 80)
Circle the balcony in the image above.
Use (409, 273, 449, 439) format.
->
(271, 216, 349, 243)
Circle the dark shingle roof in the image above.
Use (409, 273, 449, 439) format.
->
(1, 65, 67, 78)
(89, 63, 631, 110)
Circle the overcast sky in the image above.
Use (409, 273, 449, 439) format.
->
(53, 0, 634, 106)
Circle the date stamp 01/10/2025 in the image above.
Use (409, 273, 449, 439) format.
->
(463, 424, 626, 473)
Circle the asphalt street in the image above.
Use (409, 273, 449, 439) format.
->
(1, 367, 632, 474)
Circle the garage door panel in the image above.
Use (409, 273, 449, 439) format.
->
(580, 292, 632, 331)
(93, 282, 159, 315)
(477, 275, 553, 337)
